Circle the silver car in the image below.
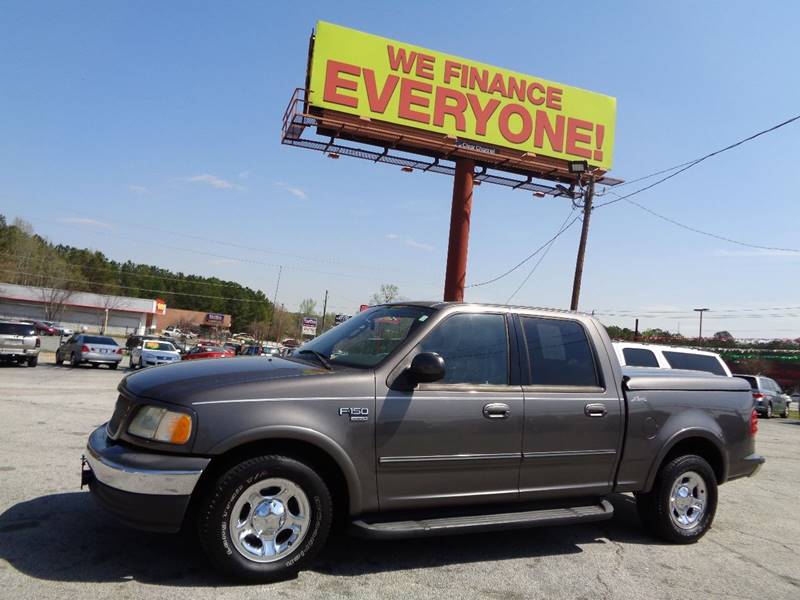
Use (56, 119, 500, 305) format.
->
(56, 334, 123, 369)
(0, 321, 40, 367)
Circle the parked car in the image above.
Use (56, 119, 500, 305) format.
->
(53, 323, 74, 337)
(33, 320, 58, 336)
(130, 339, 181, 369)
(83, 302, 763, 582)
(56, 334, 123, 369)
(181, 345, 235, 360)
(127, 334, 186, 354)
(163, 326, 197, 339)
(0, 321, 40, 367)
(240, 344, 281, 357)
(733, 374, 790, 418)
(223, 341, 243, 355)
(613, 342, 731, 376)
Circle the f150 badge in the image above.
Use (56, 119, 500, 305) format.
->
(339, 407, 369, 422)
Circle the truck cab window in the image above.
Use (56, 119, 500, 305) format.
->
(419, 313, 508, 385)
(521, 317, 599, 386)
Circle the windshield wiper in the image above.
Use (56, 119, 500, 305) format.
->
(296, 349, 332, 370)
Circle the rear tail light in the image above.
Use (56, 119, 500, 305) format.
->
(750, 409, 759, 436)
(116, 348, 123, 354)
(752, 392, 765, 399)
(81, 345, 90, 353)
(35, 337, 41, 348)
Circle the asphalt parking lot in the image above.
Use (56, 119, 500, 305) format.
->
(1, 362, 799, 599)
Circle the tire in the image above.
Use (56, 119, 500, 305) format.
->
(109, 362, 118, 370)
(781, 405, 789, 419)
(197, 455, 332, 582)
(55, 352, 63, 366)
(70, 352, 80, 368)
(27, 356, 38, 368)
(636, 454, 717, 544)
(766, 403, 773, 419)
(130, 355, 137, 370)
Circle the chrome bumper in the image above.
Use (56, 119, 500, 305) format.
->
(85, 425, 209, 496)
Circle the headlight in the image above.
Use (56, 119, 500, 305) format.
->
(128, 406, 193, 444)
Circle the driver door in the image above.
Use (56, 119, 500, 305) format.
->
(375, 311, 523, 511)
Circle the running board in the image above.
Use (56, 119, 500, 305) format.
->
(350, 499, 614, 539)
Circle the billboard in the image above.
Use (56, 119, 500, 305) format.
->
(301, 317, 318, 336)
(206, 312, 225, 323)
(308, 21, 616, 169)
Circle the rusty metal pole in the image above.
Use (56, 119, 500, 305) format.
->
(443, 158, 475, 302)
(570, 175, 594, 311)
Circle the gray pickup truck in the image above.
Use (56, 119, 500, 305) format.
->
(82, 302, 764, 582)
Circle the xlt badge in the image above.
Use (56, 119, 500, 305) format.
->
(339, 407, 369, 422)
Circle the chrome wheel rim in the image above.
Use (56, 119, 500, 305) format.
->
(668, 470, 707, 530)
(228, 477, 310, 563)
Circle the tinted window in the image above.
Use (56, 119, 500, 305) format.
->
(735, 375, 758, 390)
(663, 351, 726, 376)
(419, 313, 508, 385)
(768, 379, 782, 393)
(622, 347, 659, 367)
(0, 323, 36, 336)
(82, 336, 118, 345)
(521, 317, 599, 386)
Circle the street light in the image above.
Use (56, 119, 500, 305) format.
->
(568, 160, 589, 175)
(694, 308, 710, 340)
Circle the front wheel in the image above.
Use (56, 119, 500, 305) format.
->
(781, 404, 789, 418)
(766, 403, 773, 419)
(636, 454, 717, 544)
(197, 455, 332, 582)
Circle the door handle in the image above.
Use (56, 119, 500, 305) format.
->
(483, 403, 511, 419)
(584, 403, 607, 418)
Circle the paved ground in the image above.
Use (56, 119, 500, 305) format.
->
(1, 362, 799, 600)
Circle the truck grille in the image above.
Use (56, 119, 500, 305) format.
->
(106, 395, 135, 439)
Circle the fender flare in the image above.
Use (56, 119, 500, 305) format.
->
(644, 426, 728, 492)
(208, 425, 363, 514)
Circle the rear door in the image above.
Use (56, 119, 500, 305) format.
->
(376, 311, 524, 510)
(517, 315, 623, 500)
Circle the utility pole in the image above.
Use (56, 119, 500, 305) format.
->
(320, 290, 328, 333)
(694, 308, 709, 341)
(634, 318, 639, 341)
(443, 158, 475, 302)
(570, 174, 595, 311)
(266, 266, 283, 341)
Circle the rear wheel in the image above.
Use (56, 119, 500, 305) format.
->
(55, 353, 63, 366)
(70, 352, 80, 368)
(27, 356, 38, 368)
(197, 455, 332, 582)
(109, 362, 118, 370)
(781, 405, 789, 418)
(766, 403, 773, 419)
(636, 454, 717, 544)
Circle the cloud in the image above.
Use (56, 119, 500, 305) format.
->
(57, 217, 112, 229)
(274, 181, 308, 200)
(187, 174, 240, 190)
(385, 233, 434, 252)
(129, 185, 148, 194)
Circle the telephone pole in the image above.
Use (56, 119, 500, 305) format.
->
(320, 290, 328, 333)
(570, 174, 595, 311)
(266, 266, 283, 341)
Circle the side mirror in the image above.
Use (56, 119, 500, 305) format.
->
(408, 352, 445, 384)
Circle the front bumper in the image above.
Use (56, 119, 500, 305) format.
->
(83, 425, 210, 532)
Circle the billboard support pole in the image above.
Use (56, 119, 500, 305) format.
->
(443, 158, 475, 302)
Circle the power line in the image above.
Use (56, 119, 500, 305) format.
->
(506, 209, 576, 303)
(595, 113, 800, 209)
(466, 214, 581, 288)
(611, 194, 800, 253)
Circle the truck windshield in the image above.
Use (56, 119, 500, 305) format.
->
(297, 305, 434, 368)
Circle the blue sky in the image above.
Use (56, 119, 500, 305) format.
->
(1, 1, 798, 338)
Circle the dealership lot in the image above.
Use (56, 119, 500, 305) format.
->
(1, 364, 799, 600)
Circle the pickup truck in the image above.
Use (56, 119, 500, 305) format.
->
(82, 302, 764, 582)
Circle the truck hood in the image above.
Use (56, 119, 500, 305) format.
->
(121, 356, 329, 405)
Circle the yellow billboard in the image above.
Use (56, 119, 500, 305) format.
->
(308, 21, 617, 170)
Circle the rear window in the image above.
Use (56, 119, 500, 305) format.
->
(622, 347, 659, 368)
(0, 323, 36, 336)
(735, 375, 759, 390)
(663, 351, 726, 376)
(521, 317, 599, 386)
(83, 336, 118, 346)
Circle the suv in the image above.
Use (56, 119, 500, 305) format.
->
(613, 342, 731, 376)
(0, 321, 40, 367)
(733, 374, 790, 418)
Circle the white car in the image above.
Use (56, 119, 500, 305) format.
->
(612, 342, 731, 377)
(130, 339, 181, 369)
(162, 326, 197, 339)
